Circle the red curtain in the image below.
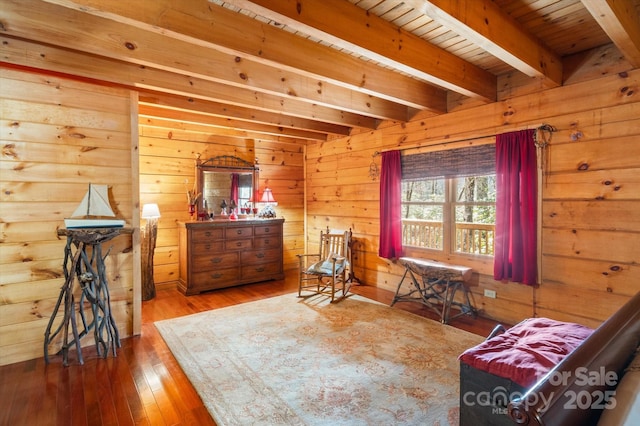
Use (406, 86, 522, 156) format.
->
(379, 150, 403, 259)
(494, 129, 538, 285)
(230, 173, 239, 204)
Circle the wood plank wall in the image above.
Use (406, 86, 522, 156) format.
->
(306, 69, 640, 329)
(138, 122, 305, 287)
(0, 68, 139, 366)
(1, 54, 638, 365)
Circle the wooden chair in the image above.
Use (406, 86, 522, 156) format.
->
(297, 228, 351, 302)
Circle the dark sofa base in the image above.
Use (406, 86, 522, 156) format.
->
(460, 362, 527, 426)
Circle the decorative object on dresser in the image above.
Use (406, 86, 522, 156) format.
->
(178, 219, 285, 295)
(257, 187, 278, 218)
(186, 180, 201, 219)
(141, 203, 161, 301)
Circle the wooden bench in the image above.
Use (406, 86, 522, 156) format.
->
(391, 257, 477, 324)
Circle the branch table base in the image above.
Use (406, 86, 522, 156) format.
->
(44, 228, 125, 365)
(391, 257, 477, 324)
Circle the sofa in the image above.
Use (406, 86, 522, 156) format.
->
(458, 290, 640, 425)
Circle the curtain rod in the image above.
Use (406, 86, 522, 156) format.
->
(376, 123, 556, 155)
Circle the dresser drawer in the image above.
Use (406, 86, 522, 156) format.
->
(191, 228, 224, 242)
(225, 238, 253, 251)
(241, 262, 282, 280)
(255, 224, 281, 236)
(241, 248, 282, 265)
(192, 252, 239, 271)
(225, 226, 253, 239)
(191, 267, 239, 289)
(254, 235, 281, 249)
(193, 240, 224, 253)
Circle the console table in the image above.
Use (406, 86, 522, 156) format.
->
(391, 257, 477, 324)
(44, 228, 129, 365)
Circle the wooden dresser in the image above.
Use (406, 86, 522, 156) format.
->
(178, 218, 284, 295)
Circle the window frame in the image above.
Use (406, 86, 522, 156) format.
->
(401, 174, 496, 258)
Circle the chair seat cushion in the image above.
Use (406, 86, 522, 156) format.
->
(458, 317, 593, 387)
(306, 255, 347, 275)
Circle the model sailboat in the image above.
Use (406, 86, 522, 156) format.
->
(64, 184, 126, 228)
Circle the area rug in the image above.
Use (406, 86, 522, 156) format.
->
(155, 294, 484, 425)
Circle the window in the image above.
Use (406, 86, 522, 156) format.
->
(401, 178, 445, 249)
(400, 145, 496, 256)
(452, 175, 495, 255)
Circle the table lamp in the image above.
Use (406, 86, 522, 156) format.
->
(258, 188, 278, 218)
(141, 203, 161, 300)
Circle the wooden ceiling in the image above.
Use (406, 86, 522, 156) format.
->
(2, 0, 640, 143)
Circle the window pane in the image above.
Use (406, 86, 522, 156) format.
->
(454, 205, 495, 224)
(402, 179, 444, 202)
(454, 175, 495, 202)
(453, 174, 496, 256)
(402, 204, 443, 221)
(401, 178, 444, 249)
(402, 217, 444, 250)
(454, 205, 495, 255)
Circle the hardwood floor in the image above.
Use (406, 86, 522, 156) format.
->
(0, 271, 503, 425)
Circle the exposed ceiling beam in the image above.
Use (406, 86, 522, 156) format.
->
(0, 35, 379, 134)
(2, 0, 412, 121)
(412, 0, 563, 86)
(221, 0, 497, 102)
(139, 103, 329, 141)
(3, 0, 630, 145)
(581, 0, 640, 68)
(35, 0, 448, 112)
(139, 92, 351, 138)
(139, 116, 310, 144)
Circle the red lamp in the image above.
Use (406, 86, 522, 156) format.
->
(260, 188, 277, 205)
(258, 188, 278, 218)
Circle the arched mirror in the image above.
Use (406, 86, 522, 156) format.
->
(196, 155, 259, 218)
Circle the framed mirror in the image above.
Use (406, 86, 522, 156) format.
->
(196, 155, 259, 217)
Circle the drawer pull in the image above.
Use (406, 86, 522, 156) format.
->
(236, 229, 243, 235)
(264, 227, 270, 233)
(256, 252, 265, 258)
(205, 231, 212, 237)
(264, 239, 270, 245)
(236, 241, 243, 247)
(205, 244, 211, 250)
(210, 257, 222, 264)
(255, 267, 265, 272)
(210, 273, 222, 279)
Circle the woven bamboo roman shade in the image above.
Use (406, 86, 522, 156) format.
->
(401, 144, 495, 180)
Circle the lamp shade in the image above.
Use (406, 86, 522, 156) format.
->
(260, 188, 277, 204)
(141, 203, 161, 219)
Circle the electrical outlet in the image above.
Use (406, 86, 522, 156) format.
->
(484, 289, 497, 299)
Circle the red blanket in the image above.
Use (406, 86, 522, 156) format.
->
(459, 318, 593, 387)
